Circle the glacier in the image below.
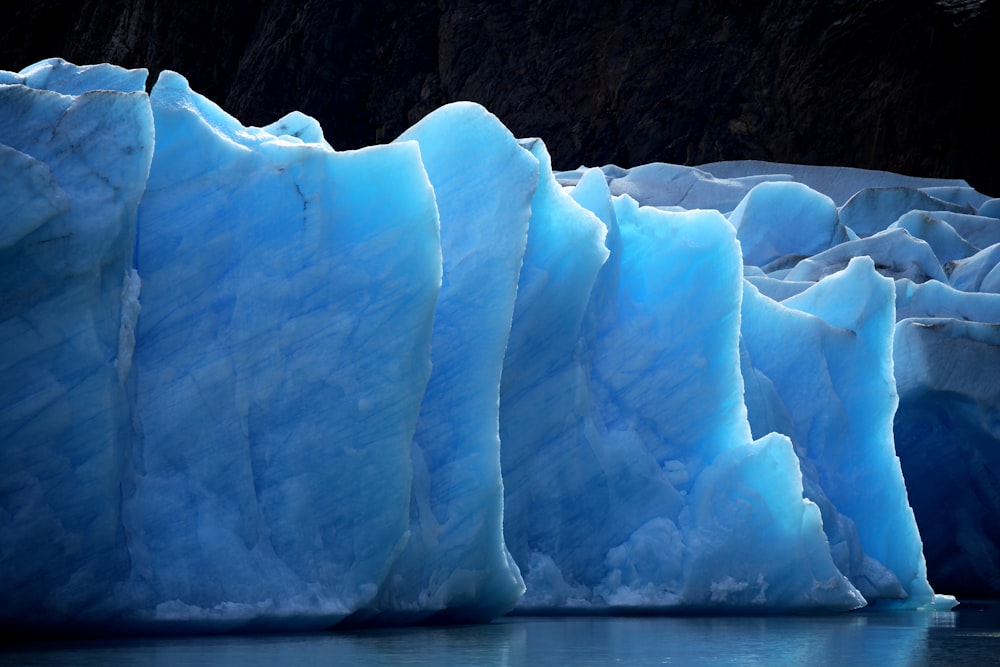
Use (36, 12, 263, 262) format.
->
(3, 58, 997, 633)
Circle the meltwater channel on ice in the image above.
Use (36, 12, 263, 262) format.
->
(2, 58, 998, 635)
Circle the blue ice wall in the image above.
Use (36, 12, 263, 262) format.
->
(123, 71, 443, 629)
(6, 59, 996, 631)
(0, 62, 153, 627)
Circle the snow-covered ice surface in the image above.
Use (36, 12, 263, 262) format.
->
(5, 59, 998, 633)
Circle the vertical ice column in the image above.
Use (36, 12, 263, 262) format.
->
(501, 177, 861, 610)
(594, 197, 856, 610)
(741, 257, 944, 607)
(498, 157, 617, 603)
(126, 71, 441, 629)
(0, 64, 153, 626)
(369, 102, 539, 622)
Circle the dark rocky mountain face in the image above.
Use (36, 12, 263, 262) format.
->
(3, 0, 996, 196)
(2, 1, 996, 195)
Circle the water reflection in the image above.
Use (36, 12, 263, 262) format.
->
(0, 623, 527, 667)
(500, 612, 935, 666)
(3, 604, 999, 666)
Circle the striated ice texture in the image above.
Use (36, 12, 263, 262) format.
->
(501, 147, 861, 611)
(125, 71, 441, 630)
(8, 58, 1000, 633)
(364, 102, 537, 623)
(0, 61, 153, 628)
(741, 258, 934, 605)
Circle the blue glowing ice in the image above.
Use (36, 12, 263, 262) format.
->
(125, 70, 442, 629)
(5, 59, 996, 633)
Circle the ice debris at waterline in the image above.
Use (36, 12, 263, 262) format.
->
(4, 58, 996, 633)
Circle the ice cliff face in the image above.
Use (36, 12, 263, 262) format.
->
(126, 70, 443, 629)
(4, 58, 998, 633)
(0, 61, 153, 629)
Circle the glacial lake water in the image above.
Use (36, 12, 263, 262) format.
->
(2, 601, 998, 666)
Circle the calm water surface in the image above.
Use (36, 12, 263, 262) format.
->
(2, 601, 998, 666)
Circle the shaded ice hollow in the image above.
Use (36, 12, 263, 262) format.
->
(5, 58, 998, 632)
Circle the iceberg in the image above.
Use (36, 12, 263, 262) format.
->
(5, 58, 997, 633)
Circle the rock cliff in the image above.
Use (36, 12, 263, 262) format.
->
(3, 1, 995, 194)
